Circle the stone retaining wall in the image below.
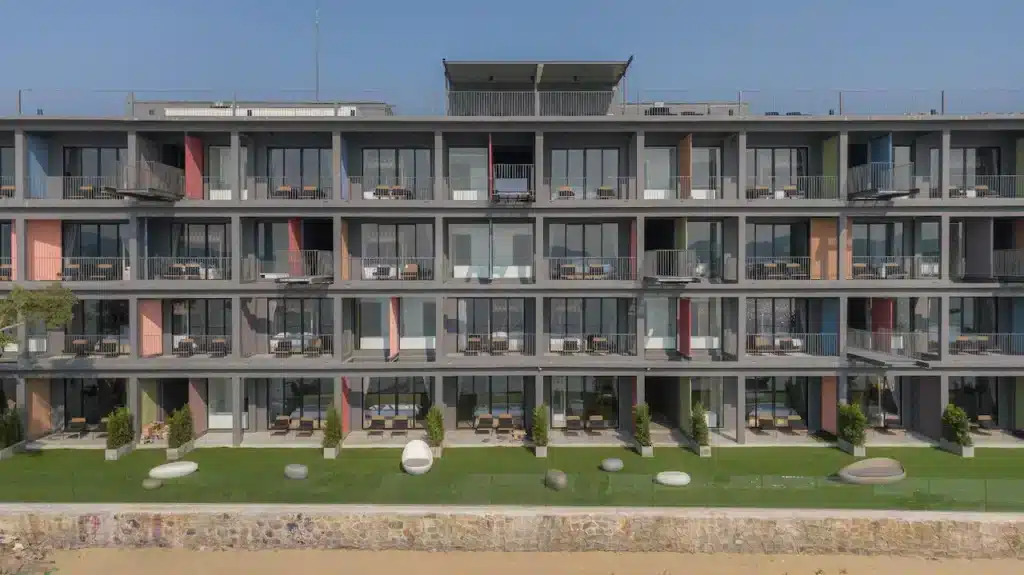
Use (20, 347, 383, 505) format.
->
(1, 504, 1022, 559)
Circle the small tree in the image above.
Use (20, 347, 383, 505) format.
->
(0, 285, 77, 350)
(167, 407, 194, 449)
(838, 403, 867, 447)
(633, 403, 652, 447)
(322, 407, 342, 449)
(531, 404, 549, 447)
(425, 405, 444, 447)
(690, 401, 710, 447)
(105, 407, 134, 450)
(942, 404, 973, 447)
(0, 408, 23, 448)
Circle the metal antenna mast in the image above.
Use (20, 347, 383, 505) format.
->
(314, 1, 321, 100)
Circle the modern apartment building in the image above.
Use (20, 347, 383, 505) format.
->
(1, 58, 1023, 448)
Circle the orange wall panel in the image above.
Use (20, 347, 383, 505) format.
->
(388, 297, 400, 358)
(188, 379, 207, 435)
(341, 377, 350, 435)
(1015, 220, 1024, 250)
(821, 376, 837, 434)
(809, 218, 838, 280)
(27, 378, 51, 438)
(843, 219, 853, 279)
(340, 220, 350, 280)
(139, 300, 163, 357)
(26, 220, 61, 281)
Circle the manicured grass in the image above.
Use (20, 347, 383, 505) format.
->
(2, 446, 1024, 511)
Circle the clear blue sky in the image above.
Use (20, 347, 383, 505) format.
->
(1, 0, 1023, 114)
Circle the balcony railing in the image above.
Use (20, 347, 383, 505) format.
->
(449, 258, 535, 282)
(162, 335, 232, 357)
(848, 256, 940, 280)
(242, 250, 333, 281)
(131, 161, 185, 196)
(456, 333, 535, 356)
(746, 257, 815, 281)
(547, 257, 636, 281)
(32, 256, 128, 281)
(549, 333, 637, 356)
(641, 176, 727, 200)
(61, 176, 125, 199)
(745, 176, 840, 200)
(446, 176, 491, 201)
(350, 176, 433, 200)
(848, 162, 918, 195)
(948, 174, 1024, 199)
(143, 257, 231, 280)
(201, 176, 240, 201)
(446, 90, 617, 117)
(0, 175, 14, 198)
(492, 164, 535, 202)
(847, 329, 932, 360)
(949, 333, 1024, 356)
(643, 250, 720, 280)
(62, 334, 130, 357)
(548, 177, 629, 200)
(267, 334, 334, 357)
(0, 256, 11, 280)
(993, 249, 1024, 278)
(253, 176, 332, 200)
(353, 257, 435, 281)
(746, 333, 838, 356)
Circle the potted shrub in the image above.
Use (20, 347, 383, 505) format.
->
(104, 407, 135, 461)
(634, 403, 653, 458)
(532, 404, 549, 458)
(425, 405, 444, 458)
(837, 403, 867, 457)
(322, 407, 342, 459)
(166, 407, 195, 461)
(940, 404, 974, 458)
(0, 408, 25, 460)
(690, 402, 711, 457)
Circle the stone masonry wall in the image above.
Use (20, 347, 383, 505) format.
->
(1, 504, 1023, 559)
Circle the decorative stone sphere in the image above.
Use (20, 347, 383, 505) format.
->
(655, 471, 692, 487)
(141, 478, 162, 490)
(601, 458, 624, 472)
(545, 469, 568, 491)
(284, 463, 308, 480)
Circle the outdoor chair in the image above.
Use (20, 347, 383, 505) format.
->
(390, 416, 410, 438)
(475, 414, 494, 435)
(367, 417, 386, 438)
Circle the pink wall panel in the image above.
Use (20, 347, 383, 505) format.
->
(341, 377, 350, 435)
(339, 220, 350, 280)
(677, 298, 691, 356)
(8, 226, 16, 280)
(188, 379, 207, 436)
(139, 300, 163, 357)
(821, 376, 837, 434)
(388, 298, 400, 358)
(288, 219, 302, 276)
(184, 136, 205, 199)
(1015, 220, 1024, 249)
(27, 379, 51, 439)
(26, 220, 61, 281)
(871, 298, 894, 332)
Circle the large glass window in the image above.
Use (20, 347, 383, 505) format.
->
(170, 299, 230, 337)
(62, 222, 126, 258)
(68, 300, 129, 336)
(455, 298, 529, 354)
(644, 147, 676, 190)
(254, 221, 290, 261)
(746, 148, 808, 187)
(268, 298, 333, 353)
(556, 376, 619, 428)
(847, 375, 903, 428)
(931, 147, 1000, 189)
(363, 148, 431, 186)
(547, 222, 619, 258)
(548, 298, 631, 336)
(745, 376, 809, 432)
(171, 222, 227, 258)
(747, 298, 809, 335)
(689, 298, 721, 351)
(950, 377, 999, 424)
(268, 147, 331, 188)
(359, 222, 434, 278)
(449, 222, 533, 280)
(851, 222, 904, 258)
(0, 222, 10, 262)
(950, 297, 1000, 334)
(690, 377, 725, 429)
(448, 148, 488, 197)
(746, 222, 809, 259)
(455, 376, 526, 428)
(59, 378, 126, 425)
(551, 148, 619, 197)
(0, 147, 13, 189)
(691, 147, 721, 189)
(206, 145, 249, 188)
(266, 378, 333, 428)
(363, 377, 431, 428)
(64, 147, 125, 177)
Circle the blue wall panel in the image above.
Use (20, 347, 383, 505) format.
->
(868, 133, 893, 164)
(26, 135, 49, 199)
(822, 299, 839, 355)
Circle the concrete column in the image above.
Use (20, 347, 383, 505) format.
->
(533, 132, 546, 204)
(332, 131, 343, 200)
(734, 377, 746, 444)
(434, 216, 445, 284)
(838, 296, 848, 356)
(736, 295, 747, 357)
(635, 131, 645, 200)
(333, 295, 344, 358)
(231, 215, 242, 282)
(838, 374, 849, 404)
(231, 296, 242, 358)
(940, 130, 951, 199)
(940, 215, 951, 281)
(636, 216, 645, 265)
(13, 129, 25, 200)
(737, 131, 747, 201)
(126, 131, 139, 166)
(14, 217, 26, 281)
(939, 295, 950, 361)
(837, 214, 848, 280)
(838, 131, 849, 199)
(127, 214, 139, 281)
(128, 296, 139, 358)
(231, 376, 243, 446)
(939, 374, 950, 411)
(230, 131, 242, 202)
(432, 373, 444, 410)
(127, 377, 140, 440)
(534, 215, 546, 284)
(535, 296, 546, 355)
(735, 215, 747, 281)
(635, 373, 646, 406)
(332, 376, 343, 415)
(434, 295, 444, 360)
(15, 378, 27, 437)
(333, 215, 343, 284)
(433, 131, 444, 200)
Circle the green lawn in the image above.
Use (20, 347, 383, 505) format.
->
(2, 446, 1024, 511)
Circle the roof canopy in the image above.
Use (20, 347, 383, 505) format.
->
(443, 58, 633, 87)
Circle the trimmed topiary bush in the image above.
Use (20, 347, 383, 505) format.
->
(942, 404, 973, 447)
(323, 407, 342, 449)
(425, 405, 444, 447)
(838, 403, 867, 447)
(531, 404, 549, 447)
(633, 403, 652, 447)
(690, 402, 710, 447)
(167, 407, 194, 449)
(105, 407, 134, 450)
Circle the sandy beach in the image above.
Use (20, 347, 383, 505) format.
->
(46, 549, 1024, 575)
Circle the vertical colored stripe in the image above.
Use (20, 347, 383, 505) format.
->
(677, 298, 691, 356)
(871, 298, 895, 332)
(288, 219, 302, 276)
(340, 377, 350, 434)
(339, 220, 350, 280)
(388, 298, 400, 358)
(184, 135, 204, 199)
(821, 377, 837, 434)
(9, 225, 17, 280)
(27, 378, 51, 438)
(188, 379, 207, 435)
(139, 300, 163, 357)
(809, 218, 838, 280)
(26, 220, 61, 281)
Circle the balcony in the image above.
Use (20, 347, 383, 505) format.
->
(143, 257, 231, 281)
(948, 333, 1024, 357)
(445, 90, 617, 117)
(993, 249, 1024, 279)
(350, 176, 433, 201)
(201, 176, 243, 201)
(949, 174, 1024, 199)
(548, 333, 637, 356)
(456, 333, 535, 356)
(548, 177, 629, 201)
(164, 335, 232, 358)
(353, 257, 435, 281)
(242, 250, 333, 283)
(745, 176, 839, 200)
(60, 334, 130, 358)
(849, 256, 940, 280)
(746, 333, 838, 357)
(547, 257, 636, 281)
(847, 329, 933, 364)
(0, 256, 11, 281)
(32, 162, 184, 202)
(848, 162, 921, 200)
(745, 257, 813, 281)
(642, 176, 726, 201)
(33, 257, 128, 282)
(642, 250, 719, 282)
(61, 175, 125, 200)
(266, 333, 335, 358)
(491, 164, 535, 203)
(1, 175, 15, 198)
(253, 176, 331, 200)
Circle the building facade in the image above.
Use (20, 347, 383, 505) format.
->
(1, 59, 1023, 447)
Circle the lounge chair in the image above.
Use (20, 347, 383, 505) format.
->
(476, 414, 494, 435)
(586, 415, 608, 434)
(565, 416, 583, 435)
(390, 416, 409, 437)
(298, 418, 315, 437)
(367, 416, 386, 438)
(270, 416, 291, 435)
(65, 417, 87, 439)
(496, 414, 515, 436)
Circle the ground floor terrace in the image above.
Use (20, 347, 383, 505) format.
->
(5, 374, 1024, 449)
